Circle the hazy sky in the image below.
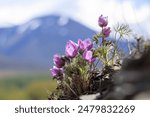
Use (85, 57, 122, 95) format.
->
(0, 0, 150, 37)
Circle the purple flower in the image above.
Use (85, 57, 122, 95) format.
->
(102, 27, 111, 37)
(83, 50, 96, 63)
(53, 54, 65, 68)
(50, 66, 63, 77)
(78, 38, 93, 51)
(98, 15, 108, 27)
(65, 40, 78, 58)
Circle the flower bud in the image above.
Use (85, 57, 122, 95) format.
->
(102, 27, 111, 37)
(98, 15, 108, 27)
(53, 54, 65, 68)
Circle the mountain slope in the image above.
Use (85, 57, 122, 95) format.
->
(0, 15, 96, 71)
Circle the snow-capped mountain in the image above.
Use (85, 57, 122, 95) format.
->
(0, 15, 96, 71)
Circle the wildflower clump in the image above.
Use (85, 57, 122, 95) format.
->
(49, 15, 132, 99)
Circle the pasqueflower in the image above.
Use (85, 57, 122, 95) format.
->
(50, 66, 63, 77)
(98, 15, 108, 27)
(83, 50, 96, 63)
(78, 38, 93, 51)
(53, 54, 65, 68)
(65, 40, 78, 58)
(102, 27, 111, 37)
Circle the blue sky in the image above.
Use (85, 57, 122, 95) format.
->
(0, 0, 149, 38)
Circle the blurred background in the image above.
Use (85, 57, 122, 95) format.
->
(0, 0, 150, 99)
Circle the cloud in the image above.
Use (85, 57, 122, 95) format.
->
(73, 0, 150, 38)
(0, 0, 149, 37)
(74, 0, 150, 28)
(0, 0, 59, 26)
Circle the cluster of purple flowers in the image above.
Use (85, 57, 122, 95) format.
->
(98, 15, 111, 37)
(50, 38, 95, 78)
(50, 15, 111, 79)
